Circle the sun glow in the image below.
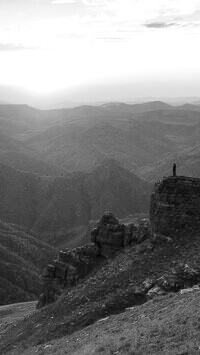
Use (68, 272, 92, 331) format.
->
(0, 0, 200, 98)
(0, 29, 199, 96)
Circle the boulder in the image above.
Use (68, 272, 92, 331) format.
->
(141, 278, 156, 293)
(147, 286, 166, 299)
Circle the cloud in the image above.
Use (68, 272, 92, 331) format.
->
(1, 0, 200, 52)
(145, 22, 177, 28)
(0, 43, 34, 51)
(52, 0, 110, 5)
(82, 0, 110, 5)
(52, 0, 79, 4)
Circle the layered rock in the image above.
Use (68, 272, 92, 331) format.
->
(91, 212, 151, 257)
(150, 176, 200, 236)
(37, 244, 102, 308)
(38, 212, 151, 307)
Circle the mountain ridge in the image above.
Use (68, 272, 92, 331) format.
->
(0, 160, 152, 235)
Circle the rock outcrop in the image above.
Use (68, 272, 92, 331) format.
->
(141, 262, 200, 299)
(37, 244, 103, 308)
(38, 176, 200, 308)
(150, 176, 200, 237)
(91, 212, 151, 257)
(37, 212, 151, 307)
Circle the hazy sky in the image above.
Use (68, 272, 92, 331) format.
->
(0, 0, 200, 103)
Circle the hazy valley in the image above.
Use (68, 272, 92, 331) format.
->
(1, 102, 200, 179)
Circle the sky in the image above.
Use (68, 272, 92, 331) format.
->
(0, 0, 200, 105)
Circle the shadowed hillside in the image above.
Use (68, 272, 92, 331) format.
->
(0, 161, 152, 234)
(0, 221, 57, 305)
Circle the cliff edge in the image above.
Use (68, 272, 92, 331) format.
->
(150, 176, 200, 236)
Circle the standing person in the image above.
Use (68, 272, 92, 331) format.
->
(173, 163, 176, 177)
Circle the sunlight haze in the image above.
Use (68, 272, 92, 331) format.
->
(0, 0, 200, 104)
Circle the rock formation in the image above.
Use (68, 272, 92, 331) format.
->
(150, 176, 200, 236)
(38, 176, 200, 308)
(91, 212, 150, 257)
(37, 244, 102, 308)
(37, 212, 151, 307)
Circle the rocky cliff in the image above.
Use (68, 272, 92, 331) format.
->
(37, 176, 200, 308)
(4, 175, 200, 353)
(150, 176, 200, 236)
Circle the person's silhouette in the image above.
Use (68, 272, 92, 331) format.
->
(173, 163, 176, 177)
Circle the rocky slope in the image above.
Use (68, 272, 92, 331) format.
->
(8, 291, 200, 355)
(1, 176, 200, 353)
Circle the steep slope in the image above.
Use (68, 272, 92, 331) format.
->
(0, 176, 200, 353)
(5, 292, 200, 355)
(0, 221, 57, 305)
(85, 160, 151, 218)
(2, 215, 200, 352)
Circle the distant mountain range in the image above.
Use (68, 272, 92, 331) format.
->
(0, 101, 200, 178)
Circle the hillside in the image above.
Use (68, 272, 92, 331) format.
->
(3, 292, 200, 355)
(0, 161, 152, 236)
(1, 221, 200, 353)
(0, 132, 60, 175)
(0, 176, 200, 354)
(0, 163, 45, 227)
(24, 105, 200, 175)
(0, 221, 57, 306)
